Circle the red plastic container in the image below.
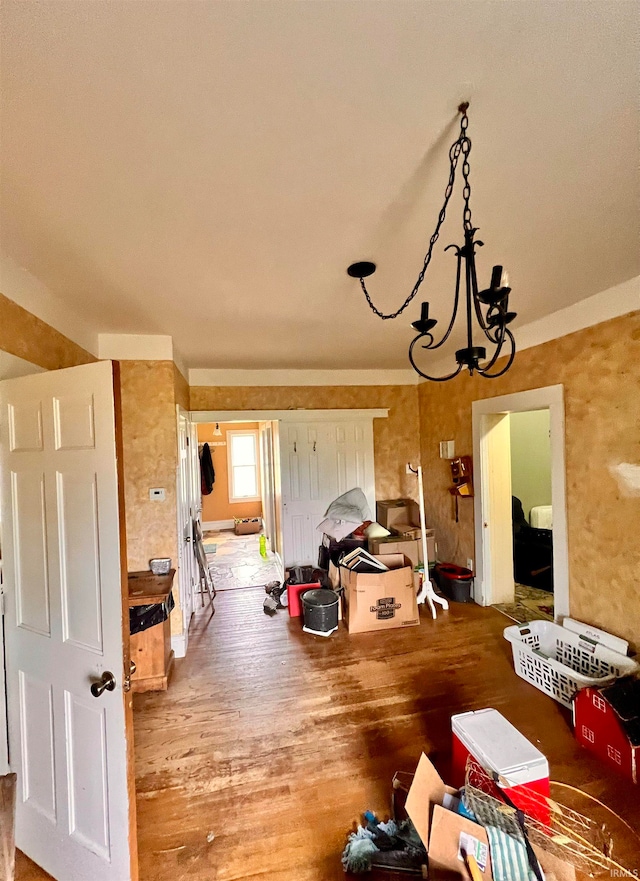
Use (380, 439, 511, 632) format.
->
(287, 582, 321, 617)
(452, 708, 550, 825)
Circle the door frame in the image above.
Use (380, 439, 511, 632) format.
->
(191, 409, 388, 571)
(472, 384, 569, 619)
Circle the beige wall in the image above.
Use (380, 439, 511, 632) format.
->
(418, 311, 640, 649)
(118, 360, 184, 634)
(197, 422, 262, 523)
(0, 291, 96, 370)
(173, 363, 190, 411)
(190, 385, 422, 501)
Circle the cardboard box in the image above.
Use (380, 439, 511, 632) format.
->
(369, 531, 436, 566)
(405, 753, 576, 881)
(390, 522, 422, 540)
(406, 753, 492, 880)
(342, 553, 419, 634)
(234, 518, 262, 535)
(376, 498, 420, 530)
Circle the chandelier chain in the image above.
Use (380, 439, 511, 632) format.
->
(360, 109, 472, 320)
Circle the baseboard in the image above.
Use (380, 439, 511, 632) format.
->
(171, 631, 188, 659)
(201, 519, 234, 531)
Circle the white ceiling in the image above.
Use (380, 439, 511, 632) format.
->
(1, 1, 638, 370)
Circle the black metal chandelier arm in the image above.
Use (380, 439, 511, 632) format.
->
(357, 113, 468, 321)
(408, 335, 463, 382)
(478, 320, 508, 372)
(420, 246, 463, 351)
(468, 248, 493, 335)
(478, 329, 516, 378)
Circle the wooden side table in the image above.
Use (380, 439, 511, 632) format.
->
(128, 570, 176, 693)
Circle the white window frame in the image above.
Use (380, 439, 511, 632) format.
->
(227, 429, 261, 503)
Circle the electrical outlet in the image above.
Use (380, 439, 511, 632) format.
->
(467, 558, 474, 573)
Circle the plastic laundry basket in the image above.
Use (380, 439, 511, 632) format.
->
(504, 618, 638, 708)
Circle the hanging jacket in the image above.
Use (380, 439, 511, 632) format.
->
(200, 442, 215, 495)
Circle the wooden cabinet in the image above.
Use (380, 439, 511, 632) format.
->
(128, 570, 175, 693)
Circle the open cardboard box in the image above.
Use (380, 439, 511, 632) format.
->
(340, 553, 419, 634)
(405, 754, 576, 881)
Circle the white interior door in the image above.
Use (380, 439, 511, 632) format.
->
(0, 361, 135, 881)
(176, 410, 195, 631)
(281, 419, 375, 567)
(0, 564, 8, 775)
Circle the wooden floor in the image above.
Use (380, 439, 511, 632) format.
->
(17, 589, 640, 879)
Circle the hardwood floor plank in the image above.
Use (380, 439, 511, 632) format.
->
(16, 587, 640, 879)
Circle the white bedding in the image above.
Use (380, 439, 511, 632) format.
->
(530, 505, 553, 529)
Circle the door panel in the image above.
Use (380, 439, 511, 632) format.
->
(281, 419, 376, 567)
(12, 470, 50, 635)
(8, 401, 44, 452)
(18, 672, 56, 820)
(0, 360, 134, 881)
(58, 472, 103, 652)
(64, 691, 109, 856)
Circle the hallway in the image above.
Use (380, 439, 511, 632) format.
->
(204, 528, 282, 591)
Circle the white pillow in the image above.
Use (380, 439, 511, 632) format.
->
(363, 522, 391, 539)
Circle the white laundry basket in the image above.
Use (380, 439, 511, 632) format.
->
(504, 618, 638, 708)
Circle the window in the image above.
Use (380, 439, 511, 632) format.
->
(227, 430, 260, 502)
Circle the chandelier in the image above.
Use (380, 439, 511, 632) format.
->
(347, 103, 516, 381)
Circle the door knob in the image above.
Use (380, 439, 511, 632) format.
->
(90, 671, 116, 698)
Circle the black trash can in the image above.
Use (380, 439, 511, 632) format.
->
(301, 588, 339, 636)
(434, 563, 474, 603)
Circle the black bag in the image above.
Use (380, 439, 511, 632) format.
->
(129, 590, 175, 636)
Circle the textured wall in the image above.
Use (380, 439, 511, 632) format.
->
(119, 361, 182, 634)
(197, 422, 262, 522)
(173, 363, 190, 411)
(418, 311, 640, 649)
(190, 385, 421, 501)
(0, 291, 96, 369)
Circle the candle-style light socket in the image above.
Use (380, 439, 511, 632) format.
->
(411, 301, 438, 334)
(478, 264, 511, 305)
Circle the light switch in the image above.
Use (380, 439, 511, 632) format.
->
(439, 440, 455, 459)
(149, 487, 166, 501)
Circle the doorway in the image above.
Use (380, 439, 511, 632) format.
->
(472, 384, 569, 621)
(494, 408, 554, 623)
(197, 421, 282, 591)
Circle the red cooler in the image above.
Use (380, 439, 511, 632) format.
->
(451, 708, 550, 824)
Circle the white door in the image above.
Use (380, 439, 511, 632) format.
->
(0, 564, 8, 775)
(0, 361, 135, 881)
(281, 419, 375, 567)
(176, 410, 195, 629)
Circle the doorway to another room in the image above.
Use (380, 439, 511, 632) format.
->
(198, 421, 282, 591)
(493, 408, 554, 624)
(472, 384, 569, 624)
